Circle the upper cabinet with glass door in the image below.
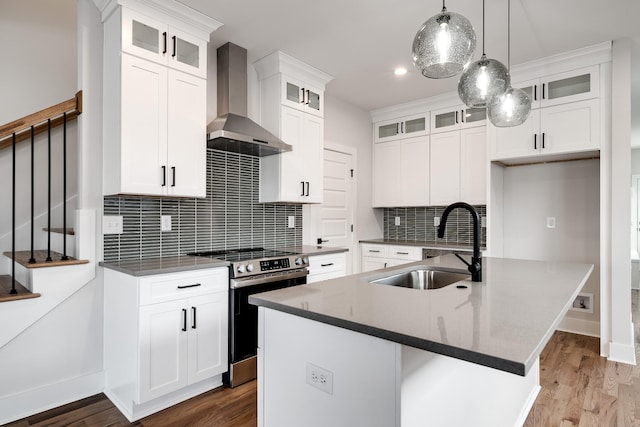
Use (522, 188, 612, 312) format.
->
(512, 65, 599, 110)
(121, 7, 208, 79)
(430, 105, 486, 134)
(374, 112, 429, 142)
(281, 74, 325, 117)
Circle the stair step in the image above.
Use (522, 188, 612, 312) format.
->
(3, 250, 89, 268)
(43, 227, 75, 235)
(0, 275, 41, 302)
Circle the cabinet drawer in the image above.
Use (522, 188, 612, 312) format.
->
(387, 246, 422, 260)
(139, 268, 228, 305)
(308, 253, 346, 275)
(361, 244, 388, 258)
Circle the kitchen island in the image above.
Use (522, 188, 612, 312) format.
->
(249, 255, 594, 427)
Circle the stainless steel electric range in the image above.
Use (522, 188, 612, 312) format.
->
(188, 248, 309, 387)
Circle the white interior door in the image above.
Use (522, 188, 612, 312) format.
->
(304, 145, 355, 274)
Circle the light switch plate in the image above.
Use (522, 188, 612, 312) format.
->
(547, 217, 556, 229)
(161, 215, 172, 232)
(288, 216, 295, 228)
(103, 215, 123, 235)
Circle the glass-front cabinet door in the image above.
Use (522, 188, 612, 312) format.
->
(121, 7, 207, 79)
(460, 107, 486, 129)
(281, 75, 324, 117)
(431, 105, 485, 133)
(374, 112, 429, 142)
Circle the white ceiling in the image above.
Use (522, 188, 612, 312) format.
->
(178, 0, 640, 113)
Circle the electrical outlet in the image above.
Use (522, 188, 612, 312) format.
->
(434, 216, 440, 226)
(395, 216, 401, 226)
(547, 217, 556, 229)
(161, 215, 172, 232)
(306, 362, 333, 395)
(288, 216, 295, 229)
(481, 216, 487, 228)
(103, 215, 123, 235)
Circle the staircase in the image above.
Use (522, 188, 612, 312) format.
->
(0, 91, 89, 304)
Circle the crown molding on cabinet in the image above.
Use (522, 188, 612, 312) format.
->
(253, 50, 334, 89)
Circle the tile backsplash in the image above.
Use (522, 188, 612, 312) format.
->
(383, 206, 486, 246)
(103, 149, 302, 262)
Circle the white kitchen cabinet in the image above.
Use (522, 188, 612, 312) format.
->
(281, 74, 324, 117)
(430, 127, 487, 206)
(431, 105, 486, 134)
(513, 65, 599, 110)
(490, 98, 600, 161)
(103, 4, 215, 198)
(374, 112, 429, 142)
(121, 7, 207, 78)
(307, 252, 347, 283)
(260, 106, 324, 203)
(104, 267, 228, 421)
(360, 244, 422, 272)
(254, 51, 333, 204)
(373, 136, 430, 207)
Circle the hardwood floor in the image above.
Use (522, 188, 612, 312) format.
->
(5, 292, 640, 427)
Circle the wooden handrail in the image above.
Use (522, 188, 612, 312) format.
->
(0, 91, 82, 151)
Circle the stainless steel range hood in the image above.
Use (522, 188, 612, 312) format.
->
(207, 43, 291, 156)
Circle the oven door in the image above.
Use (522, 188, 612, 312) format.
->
(229, 268, 308, 365)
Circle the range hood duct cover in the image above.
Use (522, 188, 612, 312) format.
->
(207, 42, 291, 156)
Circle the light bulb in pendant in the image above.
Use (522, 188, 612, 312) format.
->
(458, 54, 509, 108)
(436, 20, 452, 63)
(488, 87, 531, 127)
(475, 65, 489, 97)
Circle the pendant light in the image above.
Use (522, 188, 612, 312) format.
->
(458, 0, 509, 108)
(412, 0, 476, 79)
(488, 0, 531, 127)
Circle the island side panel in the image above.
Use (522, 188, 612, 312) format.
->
(401, 346, 540, 427)
(257, 307, 401, 427)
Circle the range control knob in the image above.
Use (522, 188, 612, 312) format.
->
(246, 263, 254, 272)
(302, 256, 309, 265)
(294, 257, 303, 266)
(237, 264, 246, 274)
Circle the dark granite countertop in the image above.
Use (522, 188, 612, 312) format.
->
(250, 255, 593, 376)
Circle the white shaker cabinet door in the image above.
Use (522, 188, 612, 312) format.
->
(138, 300, 188, 403)
(120, 54, 168, 196)
(401, 137, 430, 206)
(167, 69, 207, 198)
(460, 127, 487, 205)
(373, 140, 402, 207)
(430, 131, 461, 206)
(539, 98, 600, 155)
(187, 292, 228, 385)
(489, 111, 540, 161)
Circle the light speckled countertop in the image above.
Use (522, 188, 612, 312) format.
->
(99, 256, 228, 276)
(250, 255, 593, 376)
(360, 238, 483, 251)
(285, 245, 349, 256)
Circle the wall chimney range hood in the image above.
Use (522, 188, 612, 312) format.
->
(207, 42, 291, 157)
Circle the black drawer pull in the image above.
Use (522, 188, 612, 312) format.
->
(368, 250, 380, 253)
(177, 283, 202, 289)
(320, 263, 334, 267)
(181, 308, 187, 332)
(397, 252, 409, 255)
(191, 306, 197, 329)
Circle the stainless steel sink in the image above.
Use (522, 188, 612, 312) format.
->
(370, 268, 470, 290)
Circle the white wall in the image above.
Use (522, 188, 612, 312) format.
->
(502, 160, 601, 334)
(324, 95, 382, 241)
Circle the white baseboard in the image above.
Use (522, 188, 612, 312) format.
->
(0, 371, 104, 425)
(557, 317, 600, 337)
(608, 322, 637, 365)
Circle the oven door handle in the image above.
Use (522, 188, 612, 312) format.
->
(230, 268, 309, 289)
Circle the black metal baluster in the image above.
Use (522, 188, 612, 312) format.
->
(10, 133, 17, 295)
(29, 126, 35, 264)
(61, 113, 68, 260)
(46, 119, 52, 262)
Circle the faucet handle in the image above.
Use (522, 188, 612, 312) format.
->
(454, 253, 471, 268)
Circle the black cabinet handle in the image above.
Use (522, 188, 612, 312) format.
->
(369, 250, 380, 253)
(542, 83, 546, 99)
(542, 133, 546, 149)
(305, 181, 310, 196)
(161, 165, 166, 186)
(401, 122, 404, 133)
(320, 263, 334, 267)
(300, 88, 305, 104)
(461, 110, 465, 123)
(191, 306, 197, 329)
(181, 308, 187, 332)
(397, 252, 409, 255)
(305, 89, 310, 105)
(534, 85, 537, 101)
(301, 181, 305, 196)
(534, 134, 537, 150)
(162, 32, 167, 54)
(177, 283, 202, 289)
(172, 35, 177, 58)
(171, 166, 176, 187)
(455, 111, 459, 124)
(384, 262, 388, 268)
(396, 123, 400, 135)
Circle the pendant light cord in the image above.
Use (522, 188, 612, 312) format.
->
(482, 0, 486, 56)
(507, 0, 511, 68)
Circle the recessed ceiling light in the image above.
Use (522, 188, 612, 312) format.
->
(394, 67, 408, 76)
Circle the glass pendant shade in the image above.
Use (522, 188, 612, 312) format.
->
(458, 54, 510, 108)
(412, 9, 476, 79)
(488, 87, 532, 127)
